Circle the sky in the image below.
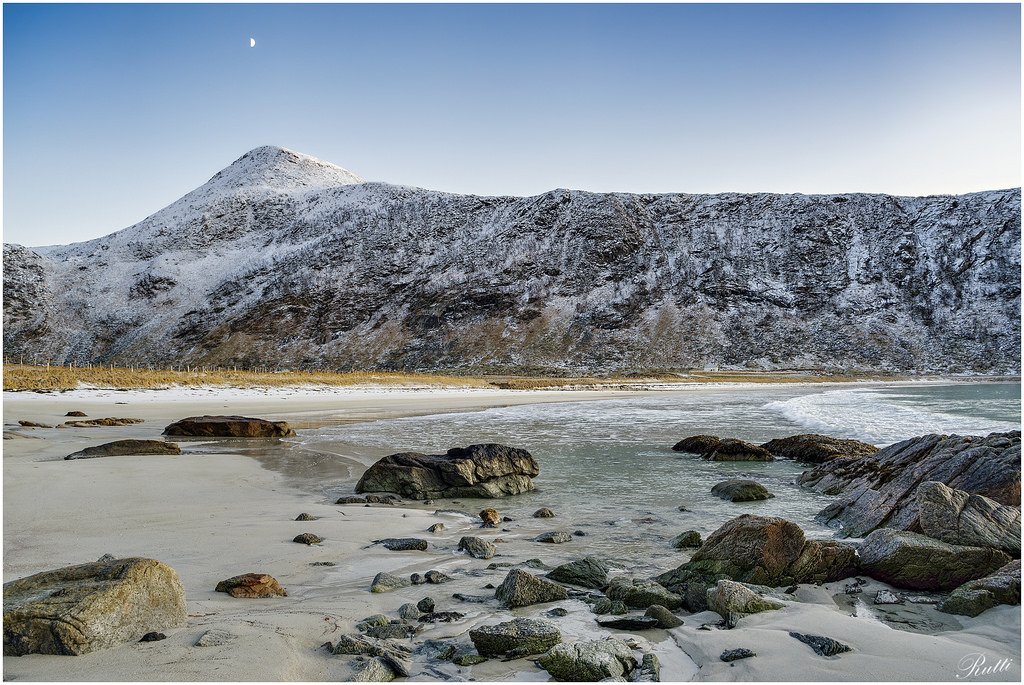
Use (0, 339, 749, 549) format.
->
(3, 3, 1021, 246)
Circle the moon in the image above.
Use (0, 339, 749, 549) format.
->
(249, 37, 256, 48)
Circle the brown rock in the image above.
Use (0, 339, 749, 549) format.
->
(64, 418, 144, 427)
(162, 415, 296, 438)
(480, 508, 501, 527)
(65, 411, 88, 417)
(17, 420, 51, 428)
(761, 434, 878, 464)
(672, 435, 721, 455)
(706, 439, 773, 462)
(214, 573, 287, 598)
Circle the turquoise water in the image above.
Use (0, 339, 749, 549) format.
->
(291, 382, 1019, 569)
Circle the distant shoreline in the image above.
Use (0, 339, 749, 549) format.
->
(3, 363, 1017, 393)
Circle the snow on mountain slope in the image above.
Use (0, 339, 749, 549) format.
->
(4, 146, 1020, 373)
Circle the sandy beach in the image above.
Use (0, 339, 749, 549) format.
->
(3, 385, 1020, 682)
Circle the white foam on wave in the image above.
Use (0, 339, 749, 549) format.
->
(765, 388, 1019, 446)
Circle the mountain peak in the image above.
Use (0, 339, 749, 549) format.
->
(206, 145, 364, 192)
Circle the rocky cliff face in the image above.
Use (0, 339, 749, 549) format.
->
(4, 146, 1020, 373)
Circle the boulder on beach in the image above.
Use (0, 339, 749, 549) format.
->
(495, 569, 568, 608)
(595, 616, 659, 631)
(458, 536, 496, 559)
(535, 531, 572, 544)
(645, 604, 684, 628)
(916, 481, 1020, 556)
(605, 577, 683, 610)
(858, 529, 1011, 591)
(537, 639, 638, 682)
(789, 632, 851, 657)
(293, 533, 323, 545)
(65, 439, 181, 460)
(706, 580, 785, 628)
(65, 411, 88, 417)
(706, 439, 773, 462)
(938, 560, 1021, 617)
(17, 420, 51, 428)
(215, 573, 287, 598)
(65, 417, 144, 427)
(370, 572, 411, 593)
(546, 557, 609, 589)
(375, 538, 428, 552)
(711, 479, 774, 502)
(803, 431, 1020, 538)
(656, 515, 857, 609)
(760, 434, 878, 464)
(672, 435, 720, 455)
(4, 557, 186, 656)
(355, 443, 540, 499)
(162, 415, 296, 438)
(469, 617, 562, 657)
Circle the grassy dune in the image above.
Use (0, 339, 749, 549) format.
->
(1, 363, 908, 392)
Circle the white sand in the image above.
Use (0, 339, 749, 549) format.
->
(3, 387, 1020, 681)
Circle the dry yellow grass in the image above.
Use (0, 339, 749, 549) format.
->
(2, 364, 906, 392)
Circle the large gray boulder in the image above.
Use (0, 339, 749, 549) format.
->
(656, 515, 857, 609)
(163, 415, 296, 437)
(356, 444, 540, 499)
(938, 560, 1021, 617)
(495, 569, 568, 608)
(468, 618, 561, 657)
(858, 529, 1011, 590)
(761, 434, 878, 464)
(706, 580, 785, 628)
(916, 481, 1020, 556)
(4, 557, 186, 656)
(803, 431, 1020, 538)
(605, 578, 683, 610)
(538, 639, 638, 681)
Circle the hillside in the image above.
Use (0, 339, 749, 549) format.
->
(4, 146, 1020, 373)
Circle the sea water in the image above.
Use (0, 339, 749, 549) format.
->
(282, 382, 1019, 571)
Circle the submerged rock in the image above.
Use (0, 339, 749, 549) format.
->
(4, 557, 186, 656)
(858, 529, 1011, 590)
(535, 531, 573, 544)
(671, 531, 702, 549)
(671, 435, 720, 455)
(538, 639, 637, 681)
(706, 439, 773, 462)
(469, 617, 562, 657)
(534, 507, 556, 518)
(495, 569, 568, 608)
(803, 431, 1020, 538)
(355, 443, 540, 499)
(547, 557, 610, 589)
(215, 573, 287, 598)
(938, 560, 1021, 617)
(479, 508, 501, 527)
(711, 479, 774, 502)
(761, 434, 878, 464)
(162, 415, 295, 437)
(65, 439, 181, 459)
(375, 538, 428, 552)
(916, 481, 1020, 556)
(426, 523, 445, 533)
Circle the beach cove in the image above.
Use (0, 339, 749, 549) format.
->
(3, 381, 1020, 681)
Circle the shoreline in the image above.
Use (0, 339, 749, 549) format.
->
(3, 384, 1020, 681)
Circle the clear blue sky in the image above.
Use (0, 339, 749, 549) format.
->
(4, 3, 1021, 246)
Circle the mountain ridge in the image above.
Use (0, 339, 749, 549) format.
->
(4, 146, 1020, 374)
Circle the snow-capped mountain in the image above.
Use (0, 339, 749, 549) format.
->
(4, 146, 1020, 373)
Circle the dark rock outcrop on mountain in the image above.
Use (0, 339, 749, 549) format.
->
(803, 431, 1021, 538)
(356, 443, 539, 499)
(3, 146, 1019, 373)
